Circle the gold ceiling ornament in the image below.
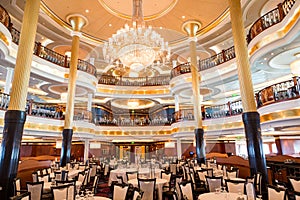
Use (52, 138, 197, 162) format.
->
(182, 20, 202, 37)
(103, 0, 170, 75)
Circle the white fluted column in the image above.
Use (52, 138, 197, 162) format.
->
(4, 68, 14, 94)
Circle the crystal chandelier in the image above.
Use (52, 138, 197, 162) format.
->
(103, 0, 170, 72)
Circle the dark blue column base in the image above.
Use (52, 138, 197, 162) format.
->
(195, 128, 206, 164)
(60, 129, 73, 167)
(242, 111, 268, 199)
(0, 110, 26, 199)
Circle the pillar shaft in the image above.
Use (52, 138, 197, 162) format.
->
(189, 40, 202, 128)
(60, 34, 80, 166)
(84, 139, 89, 163)
(228, 0, 268, 198)
(0, 0, 40, 198)
(176, 138, 182, 159)
(275, 137, 283, 155)
(4, 68, 14, 94)
(64, 34, 80, 129)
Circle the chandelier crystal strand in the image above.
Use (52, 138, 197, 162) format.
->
(103, 0, 170, 73)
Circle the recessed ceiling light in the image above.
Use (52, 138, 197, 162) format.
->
(264, 57, 267, 60)
(109, 24, 112, 27)
(41, 37, 44, 40)
(85, 9, 89, 13)
(271, 52, 274, 55)
(295, 53, 300, 58)
(182, 16, 185, 19)
(260, 62, 264, 65)
(159, 27, 163, 29)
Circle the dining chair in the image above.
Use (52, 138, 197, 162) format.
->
(267, 184, 287, 200)
(293, 191, 300, 200)
(56, 179, 76, 200)
(245, 182, 256, 200)
(205, 176, 223, 192)
(288, 176, 300, 192)
(113, 183, 129, 200)
(9, 191, 31, 200)
(51, 183, 71, 200)
(26, 181, 44, 200)
(116, 175, 125, 184)
(178, 181, 194, 200)
(132, 187, 144, 200)
(126, 171, 138, 182)
(161, 171, 172, 189)
(13, 178, 22, 195)
(87, 174, 100, 194)
(138, 178, 156, 200)
(196, 169, 208, 186)
(225, 179, 245, 194)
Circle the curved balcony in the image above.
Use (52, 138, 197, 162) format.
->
(171, 46, 236, 79)
(247, 0, 296, 43)
(0, 5, 12, 30)
(98, 74, 170, 86)
(8, 26, 96, 77)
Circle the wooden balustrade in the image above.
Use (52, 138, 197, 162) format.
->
(98, 74, 170, 86)
(247, 0, 296, 43)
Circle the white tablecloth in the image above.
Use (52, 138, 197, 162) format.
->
(108, 168, 162, 186)
(93, 197, 111, 200)
(128, 178, 167, 200)
(43, 181, 82, 193)
(198, 192, 246, 200)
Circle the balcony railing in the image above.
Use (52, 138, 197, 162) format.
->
(98, 74, 170, 86)
(9, 26, 97, 77)
(247, 0, 296, 43)
(171, 46, 236, 79)
(0, 5, 12, 30)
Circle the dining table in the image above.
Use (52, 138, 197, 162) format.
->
(128, 178, 167, 200)
(198, 192, 247, 200)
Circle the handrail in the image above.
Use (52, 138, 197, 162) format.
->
(9, 27, 97, 77)
(171, 46, 236, 79)
(247, 0, 296, 43)
(0, 5, 12, 30)
(98, 74, 170, 86)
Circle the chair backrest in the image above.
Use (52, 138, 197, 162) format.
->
(267, 185, 286, 200)
(206, 168, 213, 177)
(255, 172, 262, 195)
(51, 184, 71, 200)
(170, 164, 177, 175)
(113, 184, 129, 200)
(38, 174, 50, 182)
(246, 176, 255, 184)
(185, 166, 190, 181)
(197, 169, 208, 182)
(246, 182, 256, 200)
(161, 171, 172, 187)
(32, 172, 38, 183)
(61, 170, 69, 181)
(206, 176, 223, 192)
(175, 176, 183, 200)
(178, 181, 193, 200)
(10, 191, 31, 200)
(132, 187, 144, 200)
(42, 168, 48, 175)
(225, 179, 245, 194)
(90, 165, 97, 177)
(26, 181, 44, 200)
(13, 178, 21, 195)
(226, 168, 238, 179)
(56, 180, 76, 200)
(127, 171, 138, 181)
(289, 177, 300, 192)
(138, 178, 156, 200)
(54, 171, 62, 181)
(92, 175, 100, 194)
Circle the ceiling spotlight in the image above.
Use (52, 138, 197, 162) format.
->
(85, 9, 89, 13)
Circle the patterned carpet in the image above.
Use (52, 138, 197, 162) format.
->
(95, 177, 112, 198)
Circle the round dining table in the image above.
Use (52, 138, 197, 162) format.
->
(128, 178, 167, 200)
(198, 192, 247, 200)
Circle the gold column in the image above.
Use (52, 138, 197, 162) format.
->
(228, 0, 256, 112)
(64, 15, 87, 129)
(8, 0, 40, 110)
(182, 20, 203, 128)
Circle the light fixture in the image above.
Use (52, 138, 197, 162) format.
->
(103, 0, 170, 73)
(127, 99, 139, 108)
(290, 53, 300, 76)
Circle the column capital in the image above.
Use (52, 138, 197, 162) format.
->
(182, 20, 202, 37)
(70, 31, 82, 38)
(67, 14, 88, 32)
